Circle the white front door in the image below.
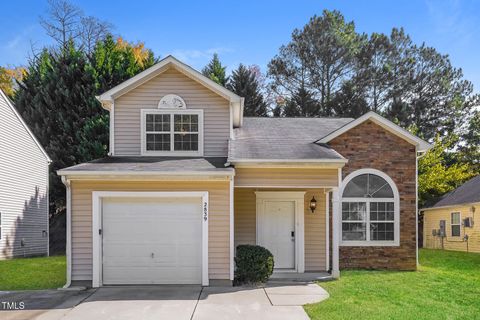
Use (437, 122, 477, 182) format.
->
(259, 200, 296, 269)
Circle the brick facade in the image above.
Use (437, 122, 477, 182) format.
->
(330, 120, 417, 270)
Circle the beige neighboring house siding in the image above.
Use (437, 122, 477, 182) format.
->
(70, 180, 230, 281)
(114, 68, 231, 157)
(234, 188, 327, 271)
(0, 93, 49, 259)
(423, 204, 480, 253)
(234, 168, 338, 188)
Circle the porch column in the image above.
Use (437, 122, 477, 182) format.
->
(331, 187, 340, 278)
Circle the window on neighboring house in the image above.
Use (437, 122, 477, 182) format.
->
(451, 212, 461, 237)
(142, 110, 203, 156)
(341, 170, 399, 246)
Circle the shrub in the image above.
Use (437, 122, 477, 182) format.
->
(234, 245, 274, 284)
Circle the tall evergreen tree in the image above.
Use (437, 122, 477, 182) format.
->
(227, 64, 268, 117)
(15, 44, 98, 215)
(91, 35, 156, 93)
(458, 110, 480, 172)
(329, 80, 369, 118)
(282, 85, 320, 117)
(202, 53, 228, 86)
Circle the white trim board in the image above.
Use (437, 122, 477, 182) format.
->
(61, 177, 72, 288)
(91, 191, 209, 287)
(57, 170, 234, 177)
(229, 177, 234, 281)
(255, 191, 305, 273)
(317, 111, 432, 152)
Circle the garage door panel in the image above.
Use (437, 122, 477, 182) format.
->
(104, 267, 201, 285)
(102, 197, 203, 285)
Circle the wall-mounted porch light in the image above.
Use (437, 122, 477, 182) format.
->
(309, 196, 317, 213)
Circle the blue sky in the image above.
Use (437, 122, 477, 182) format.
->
(1, 0, 479, 92)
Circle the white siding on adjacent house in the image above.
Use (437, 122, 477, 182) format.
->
(114, 68, 231, 157)
(0, 92, 49, 259)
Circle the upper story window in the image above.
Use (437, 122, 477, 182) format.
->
(340, 169, 400, 246)
(141, 109, 204, 156)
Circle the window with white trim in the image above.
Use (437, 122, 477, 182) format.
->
(341, 170, 399, 245)
(451, 212, 461, 237)
(141, 110, 203, 156)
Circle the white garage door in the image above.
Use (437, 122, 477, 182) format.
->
(102, 197, 202, 285)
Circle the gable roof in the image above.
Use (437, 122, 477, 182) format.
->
(317, 111, 432, 152)
(0, 89, 51, 163)
(424, 175, 480, 209)
(96, 55, 244, 127)
(228, 117, 352, 164)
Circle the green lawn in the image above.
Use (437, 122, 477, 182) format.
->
(0, 255, 66, 290)
(305, 249, 480, 320)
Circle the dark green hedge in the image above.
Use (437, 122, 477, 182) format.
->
(234, 245, 274, 284)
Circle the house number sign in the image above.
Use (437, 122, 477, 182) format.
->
(203, 201, 208, 221)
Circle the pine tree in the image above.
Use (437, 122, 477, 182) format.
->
(282, 86, 320, 117)
(227, 64, 268, 117)
(329, 81, 369, 118)
(202, 53, 228, 86)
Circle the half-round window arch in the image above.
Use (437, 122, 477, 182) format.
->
(340, 169, 400, 246)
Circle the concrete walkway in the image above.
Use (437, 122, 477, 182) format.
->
(0, 283, 329, 320)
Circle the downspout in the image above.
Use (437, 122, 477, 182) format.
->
(416, 149, 427, 268)
(46, 159, 52, 257)
(61, 176, 72, 288)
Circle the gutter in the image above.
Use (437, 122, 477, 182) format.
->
(57, 170, 235, 177)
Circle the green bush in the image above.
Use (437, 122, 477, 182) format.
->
(234, 245, 274, 284)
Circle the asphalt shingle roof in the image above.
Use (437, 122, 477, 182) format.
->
(60, 157, 232, 173)
(428, 175, 480, 208)
(229, 117, 353, 161)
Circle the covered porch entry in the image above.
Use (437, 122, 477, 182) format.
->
(233, 166, 341, 277)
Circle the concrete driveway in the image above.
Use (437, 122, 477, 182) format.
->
(0, 283, 328, 320)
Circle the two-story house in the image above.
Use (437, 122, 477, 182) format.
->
(58, 56, 431, 287)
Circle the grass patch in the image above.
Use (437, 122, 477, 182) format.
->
(305, 249, 480, 320)
(0, 255, 66, 290)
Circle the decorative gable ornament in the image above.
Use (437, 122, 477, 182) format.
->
(158, 94, 187, 109)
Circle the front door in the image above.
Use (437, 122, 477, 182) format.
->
(259, 200, 296, 269)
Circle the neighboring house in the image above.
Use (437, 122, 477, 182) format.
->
(57, 56, 431, 287)
(422, 175, 480, 253)
(0, 89, 51, 259)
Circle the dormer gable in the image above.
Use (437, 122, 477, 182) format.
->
(97, 56, 244, 157)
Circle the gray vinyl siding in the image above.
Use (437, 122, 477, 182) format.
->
(0, 93, 49, 259)
(114, 68, 231, 157)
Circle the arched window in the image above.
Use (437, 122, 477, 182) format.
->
(340, 169, 400, 246)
